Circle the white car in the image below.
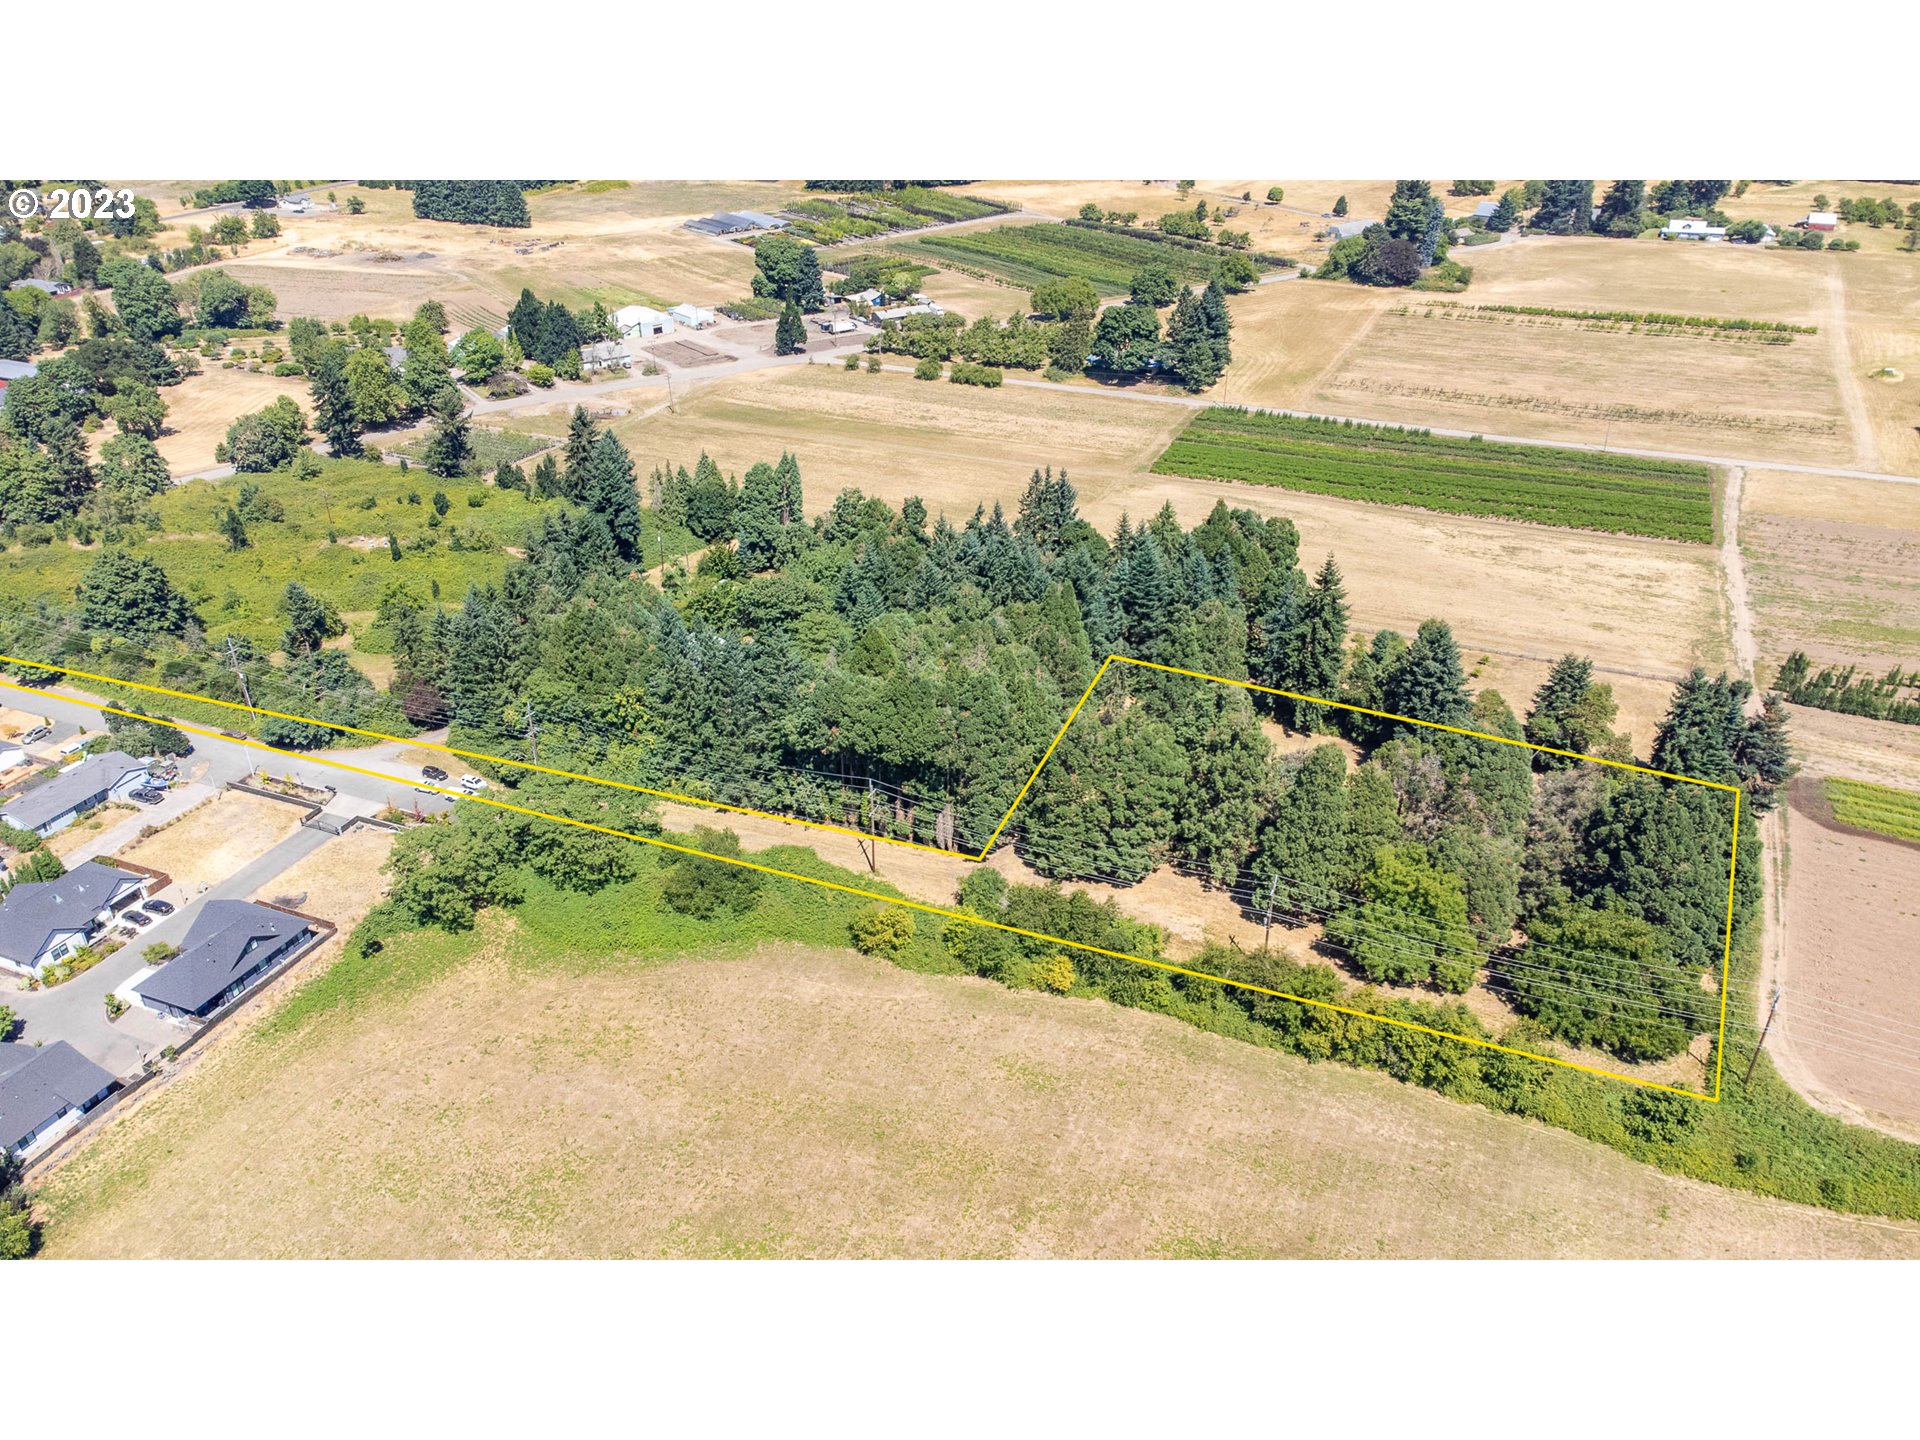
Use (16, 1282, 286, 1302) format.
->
(459, 774, 489, 793)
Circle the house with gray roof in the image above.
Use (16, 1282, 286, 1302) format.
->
(1326, 219, 1374, 241)
(0, 860, 149, 978)
(0, 1041, 116, 1157)
(0, 749, 149, 836)
(0, 358, 40, 390)
(132, 900, 316, 1021)
(7, 278, 73, 296)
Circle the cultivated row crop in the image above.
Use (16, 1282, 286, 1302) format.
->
(898, 223, 1239, 293)
(1824, 778, 1920, 843)
(1151, 410, 1715, 542)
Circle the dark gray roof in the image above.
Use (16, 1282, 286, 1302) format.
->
(0, 860, 145, 964)
(0, 750, 145, 832)
(0, 1040, 115, 1150)
(134, 900, 306, 1014)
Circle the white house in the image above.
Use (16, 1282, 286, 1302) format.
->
(1801, 211, 1839, 231)
(580, 339, 632, 372)
(0, 860, 150, 978)
(281, 196, 312, 214)
(0, 750, 151, 837)
(612, 305, 675, 339)
(667, 304, 716, 329)
(1662, 217, 1727, 241)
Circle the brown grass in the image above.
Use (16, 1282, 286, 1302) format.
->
(118, 791, 304, 888)
(36, 930, 1920, 1258)
(1722, 181, 1920, 255)
(248, 825, 396, 926)
(1777, 788, 1920, 1135)
(137, 367, 311, 476)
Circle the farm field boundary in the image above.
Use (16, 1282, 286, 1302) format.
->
(1152, 408, 1717, 541)
(0, 652, 1740, 1099)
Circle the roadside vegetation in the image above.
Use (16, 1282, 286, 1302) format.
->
(1152, 410, 1716, 541)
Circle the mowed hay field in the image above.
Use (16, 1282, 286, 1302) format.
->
(1778, 792, 1920, 1137)
(1741, 468, 1920, 673)
(1307, 239, 1859, 466)
(139, 367, 310, 476)
(1722, 181, 1920, 255)
(36, 929, 1920, 1258)
(622, 366, 1731, 689)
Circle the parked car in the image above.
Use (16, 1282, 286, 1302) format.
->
(19, 725, 51, 744)
(128, 787, 165, 804)
(422, 765, 449, 782)
(117, 909, 154, 930)
(144, 898, 175, 916)
(460, 774, 489, 793)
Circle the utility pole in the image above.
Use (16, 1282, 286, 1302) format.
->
(524, 701, 538, 763)
(225, 636, 258, 724)
(1260, 873, 1280, 954)
(1743, 984, 1783, 1087)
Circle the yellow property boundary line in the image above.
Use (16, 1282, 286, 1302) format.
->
(0, 651, 1741, 1100)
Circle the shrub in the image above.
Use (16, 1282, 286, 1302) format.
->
(948, 362, 1003, 388)
(849, 905, 916, 958)
(660, 827, 763, 918)
(913, 357, 942, 381)
(525, 363, 555, 388)
(1033, 954, 1075, 992)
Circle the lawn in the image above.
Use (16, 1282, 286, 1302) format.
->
(1151, 408, 1717, 541)
(1824, 777, 1920, 843)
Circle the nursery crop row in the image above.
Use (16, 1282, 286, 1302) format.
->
(1151, 410, 1715, 541)
(1824, 778, 1920, 843)
(897, 223, 1236, 293)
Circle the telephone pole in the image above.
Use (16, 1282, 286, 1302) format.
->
(1743, 984, 1783, 1087)
(1260, 873, 1280, 953)
(225, 636, 258, 724)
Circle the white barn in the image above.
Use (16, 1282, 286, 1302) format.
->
(667, 304, 715, 329)
(612, 305, 675, 339)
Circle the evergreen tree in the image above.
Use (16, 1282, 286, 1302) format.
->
(1594, 180, 1647, 236)
(280, 581, 339, 656)
(1332, 195, 1349, 217)
(400, 319, 455, 413)
(1381, 619, 1472, 729)
(559, 406, 598, 501)
(1524, 655, 1626, 766)
(1734, 693, 1796, 811)
(1253, 744, 1353, 913)
(1278, 555, 1349, 731)
(774, 301, 806, 356)
(735, 460, 784, 571)
(583, 431, 643, 561)
(421, 391, 471, 478)
(1487, 189, 1520, 232)
(1163, 290, 1219, 392)
(1014, 466, 1078, 557)
(76, 549, 196, 637)
(309, 342, 362, 457)
(1650, 668, 1746, 782)
(507, 287, 545, 358)
(1532, 180, 1595, 234)
(1325, 843, 1477, 992)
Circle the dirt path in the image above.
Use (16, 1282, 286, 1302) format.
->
(1825, 267, 1880, 472)
(1720, 466, 1759, 680)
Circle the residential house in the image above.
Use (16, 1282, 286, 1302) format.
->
(0, 750, 151, 837)
(612, 305, 674, 339)
(870, 302, 944, 323)
(1472, 200, 1499, 220)
(1662, 217, 1727, 241)
(843, 288, 884, 307)
(0, 1041, 116, 1158)
(281, 196, 312, 214)
(580, 339, 632, 372)
(0, 359, 39, 392)
(382, 343, 408, 372)
(667, 304, 716, 329)
(0, 860, 149, 978)
(1801, 211, 1839, 231)
(7, 278, 72, 296)
(132, 900, 317, 1021)
(1326, 219, 1373, 241)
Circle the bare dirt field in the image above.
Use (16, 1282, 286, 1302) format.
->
(36, 931, 1920, 1259)
(249, 825, 396, 928)
(624, 366, 1731, 690)
(118, 791, 305, 888)
(1781, 705, 1920, 792)
(1777, 789, 1920, 1136)
(1741, 468, 1920, 674)
(140, 367, 311, 476)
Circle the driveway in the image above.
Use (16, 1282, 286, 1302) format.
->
(5, 823, 338, 1077)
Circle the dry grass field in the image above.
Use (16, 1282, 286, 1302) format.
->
(36, 929, 1920, 1258)
(119, 791, 305, 888)
(139, 367, 310, 476)
(1837, 255, 1920, 473)
(1741, 468, 1920, 673)
(1722, 181, 1920, 255)
(1778, 792, 1920, 1136)
(622, 366, 1731, 692)
(1309, 247, 1856, 465)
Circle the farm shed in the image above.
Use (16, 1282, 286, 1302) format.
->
(132, 900, 317, 1022)
(0, 750, 150, 837)
(667, 304, 716, 328)
(0, 1041, 115, 1158)
(1472, 200, 1499, 219)
(613, 305, 675, 338)
(871, 302, 944, 322)
(1801, 211, 1839, 231)
(686, 211, 788, 236)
